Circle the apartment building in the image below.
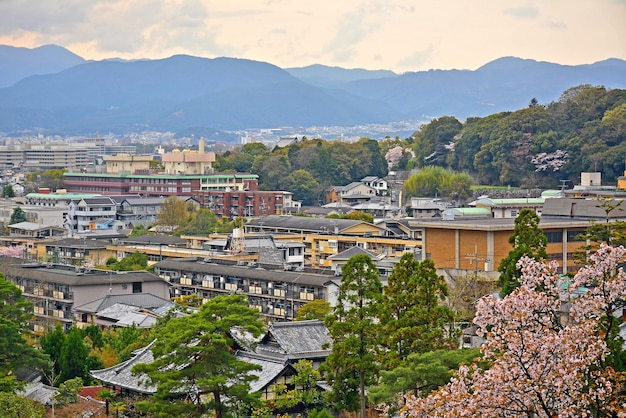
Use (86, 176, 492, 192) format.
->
(154, 258, 337, 321)
(0, 262, 170, 332)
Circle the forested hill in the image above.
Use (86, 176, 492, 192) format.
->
(215, 85, 625, 205)
(409, 85, 626, 188)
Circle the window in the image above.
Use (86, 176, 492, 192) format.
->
(545, 231, 563, 243)
(132, 282, 142, 293)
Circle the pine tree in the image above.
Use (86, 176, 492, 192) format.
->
(323, 254, 384, 418)
(132, 294, 265, 418)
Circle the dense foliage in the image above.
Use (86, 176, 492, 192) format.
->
(132, 295, 265, 418)
(0, 276, 49, 392)
(411, 85, 626, 188)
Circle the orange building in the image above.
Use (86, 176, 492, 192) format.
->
(411, 216, 592, 274)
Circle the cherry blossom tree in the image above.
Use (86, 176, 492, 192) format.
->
(403, 245, 626, 417)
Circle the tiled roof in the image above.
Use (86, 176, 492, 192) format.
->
(74, 293, 173, 314)
(90, 341, 157, 394)
(327, 245, 378, 261)
(258, 320, 332, 360)
(246, 215, 366, 233)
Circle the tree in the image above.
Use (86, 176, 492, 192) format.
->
(446, 273, 497, 322)
(323, 254, 384, 418)
(296, 300, 332, 321)
(9, 207, 27, 225)
(108, 251, 149, 271)
(59, 327, 89, 384)
(0, 276, 49, 392)
(497, 208, 547, 297)
(157, 196, 193, 232)
(179, 209, 220, 236)
(285, 169, 320, 205)
(379, 254, 459, 370)
(270, 359, 324, 414)
(55, 377, 83, 406)
(404, 245, 626, 417)
(0, 392, 44, 417)
(40, 323, 66, 384)
(133, 295, 265, 418)
(369, 348, 480, 412)
(24, 169, 66, 194)
(2, 184, 15, 198)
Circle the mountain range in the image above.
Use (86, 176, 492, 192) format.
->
(0, 45, 624, 136)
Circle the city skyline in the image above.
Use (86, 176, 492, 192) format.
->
(0, 0, 624, 73)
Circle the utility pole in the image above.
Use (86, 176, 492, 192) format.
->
(466, 244, 490, 277)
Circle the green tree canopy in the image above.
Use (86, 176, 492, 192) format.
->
(379, 254, 459, 370)
(9, 207, 27, 224)
(497, 208, 548, 296)
(133, 295, 265, 418)
(0, 276, 50, 392)
(295, 300, 332, 321)
(2, 184, 15, 198)
(157, 196, 194, 232)
(323, 254, 384, 418)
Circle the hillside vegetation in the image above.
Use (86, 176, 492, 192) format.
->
(217, 85, 625, 205)
(411, 85, 626, 188)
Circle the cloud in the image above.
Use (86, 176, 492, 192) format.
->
(503, 5, 540, 19)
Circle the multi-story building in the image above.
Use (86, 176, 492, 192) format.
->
(63, 172, 259, 197)
(154, 258, 337, 321)
(37, 237, 117, 266)
(193, 189, 294, 218)
(65, 197, 117, 233)
(241, 215, 421, 268)
(0, 261, 170, 332)
(0, 144, 92, 171)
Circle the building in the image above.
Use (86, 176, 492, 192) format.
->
(244, 215, 421, 268)
(65, 197, 118, 233)
(161, 143, 215, 175)
(104, 154, 154, 174)
(0, 143, 92, 172)
(193, 189, 294, 218)
(408, 198, 626, 274)
(154, 258, 336, 321)
(73, 293, 175, 328)
(63, 172, 259, 197)
(360, 176, 388, 196)
(0, 262, 170, 332)
(37, 237, 117, 266)
(325, 182, 377, 205)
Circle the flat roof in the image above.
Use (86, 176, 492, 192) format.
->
(407, 216, 596, 231)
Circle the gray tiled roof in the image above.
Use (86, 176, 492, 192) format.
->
(74, 293, 173, 314)
(96, 303, 159, 328)
(90, 340, 290, 395)
(327, 245, 378, 261)
(0, 264, 164, 286)
(20, 382, 58, 405)
(42, 237, 111, 248)
(155, 259, 334, 287)
(90, 341, 157, 394)
(259, 320, 332, 359)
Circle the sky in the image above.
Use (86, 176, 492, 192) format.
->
(0, 0, 624, 73)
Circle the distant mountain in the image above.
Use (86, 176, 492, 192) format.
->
(0, 46, 624, 135)
(285, 64, 397, 88)
(0, 44, 85, 88)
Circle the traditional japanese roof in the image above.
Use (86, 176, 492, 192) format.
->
(95, 303, 160, 328)
(20, 382, 58, 405)
(90, 341, 157, 394)
(257, 320, 332, 360)
(40, 237, 111, 248)
(236, 351, 292, 393)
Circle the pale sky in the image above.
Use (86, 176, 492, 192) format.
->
(0, 0, 624, 73)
